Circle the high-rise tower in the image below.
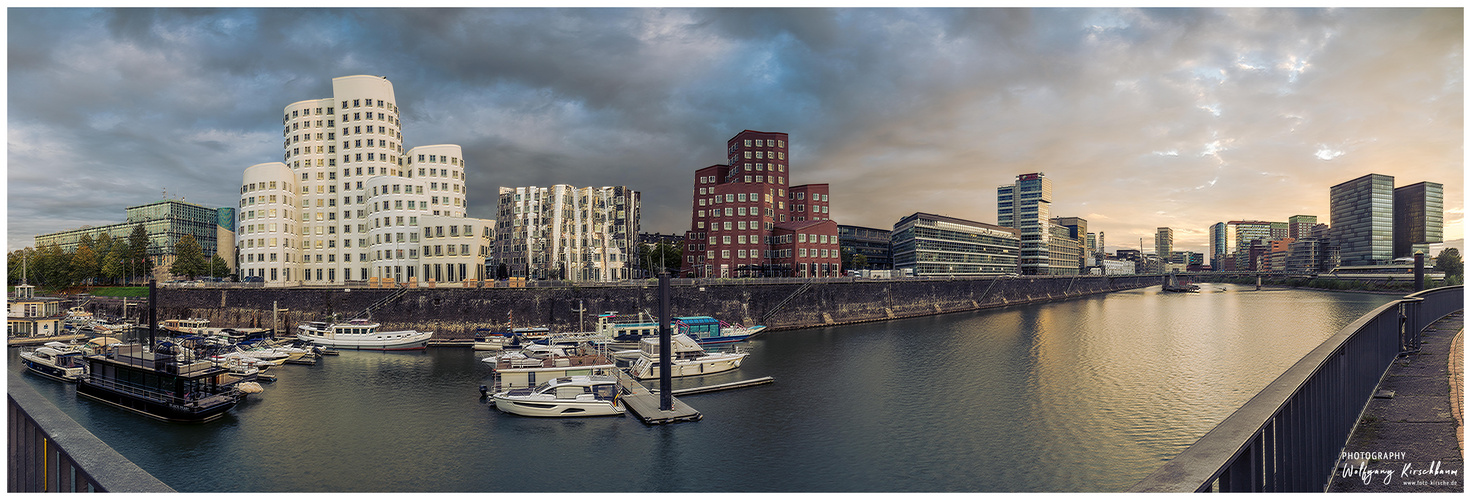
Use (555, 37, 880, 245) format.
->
(998, 173, 1053, 275)
(1330, 173, 1395, 266)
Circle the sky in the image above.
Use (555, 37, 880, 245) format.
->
(6, 7, 1465, 256)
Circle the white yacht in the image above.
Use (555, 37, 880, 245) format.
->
(627, 333, 748, 380)
(296, 319, 432, 350)
(492, 375, 624, 417)
(19, 342, 88, 382)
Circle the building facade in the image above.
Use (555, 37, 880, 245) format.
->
(1330, 173, 1395, 267)
(493, 185, 640, 281)
(890, 212, 1019, 277)
(1155, 227, 1173, 262)
(36, 199, 226, 279)
(235, 75, 493, 285)
(838, 225, 893, 270)
(1393, 181, 1444, 259)
(1288, 215, 1318, 240)
(680, 130, 838, 278)
(998, 172, 1054, 275)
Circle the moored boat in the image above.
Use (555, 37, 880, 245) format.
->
(296, 319, 432, 350)
(76, 342, 244, 422)
(491, 375, 624, 417)
(19, 341, 87, 382)
(627, 333, 748, 380)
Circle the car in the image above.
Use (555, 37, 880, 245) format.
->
(242, 276, 264, 283)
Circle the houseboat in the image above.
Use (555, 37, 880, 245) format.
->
(76, 342, 244, 422)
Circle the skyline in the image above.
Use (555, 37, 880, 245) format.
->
(7, 8, 1464, 256)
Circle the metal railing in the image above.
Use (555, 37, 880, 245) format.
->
(8, 377, 174, 492)
(1129, 285, 1463, 492)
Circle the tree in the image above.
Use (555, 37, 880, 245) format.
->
(128, 224, 151, 283)
(36, 243, 68, 286)
(1434, 248, 1462, 280)
(102, 241, 129, 285)
(70, 242, 100, 286)
(170, 235, 208, 280)
(852, 254, 868, 270)
(207, 254, 230, 278)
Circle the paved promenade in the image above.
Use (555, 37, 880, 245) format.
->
(1328, 310, 1463, 492)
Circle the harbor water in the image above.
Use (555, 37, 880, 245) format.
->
(9, 284, 1398, 492)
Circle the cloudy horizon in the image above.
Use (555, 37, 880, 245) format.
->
(7, 8, 1464, 257)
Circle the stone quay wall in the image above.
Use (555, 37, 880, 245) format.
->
(86, 275, 1163, 338)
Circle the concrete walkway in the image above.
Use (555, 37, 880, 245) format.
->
(1328, 311, 1464, 492)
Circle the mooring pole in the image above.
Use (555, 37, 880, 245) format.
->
(148, 279, 157, 347)
(658, 272, 673, 411)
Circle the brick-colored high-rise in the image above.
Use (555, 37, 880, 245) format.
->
(681, 130, 838, 278)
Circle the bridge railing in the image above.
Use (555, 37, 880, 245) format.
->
(1129, 285, 1463, 492)
(8, 376, 173, 492)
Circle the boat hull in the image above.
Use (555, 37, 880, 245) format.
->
(295, 333, 431, 350)
(19, 358, 84, 382)
(630, 353, 747, 380)
(76, 381, 239, 423)
(491, 395, 624, 417)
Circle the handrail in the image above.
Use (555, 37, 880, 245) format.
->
(1129, 285, 1463, 492)
(8, 377, 174, 492)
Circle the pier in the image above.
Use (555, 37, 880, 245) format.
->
(616, 372, 702, 425)
(671, 376, 775, 396)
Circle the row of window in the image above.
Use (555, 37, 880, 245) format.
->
(242, 181, 290, 194)
(704, 247, 835, 260)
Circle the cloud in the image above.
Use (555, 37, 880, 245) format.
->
(7, 8, 1463, 258)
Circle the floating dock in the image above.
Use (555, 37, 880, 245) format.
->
(671, 376, 775, 396)
(617, 372, 702, 425)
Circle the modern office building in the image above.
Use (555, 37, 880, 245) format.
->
(235, 75, 494, 285)
(1047, 224, 1082, 274)
(680, 130, 838, 278)
(1330, 173, 1395, 266)
(1288, 215, 1318, 240)
(890, 212, 1019, 277)
(1393, 181, 1444, 259)
(1155, 227, 1173, 262)
(1209, 222, 1228, 270)
(997, 172, 1054, 275)
(838, 225, 893, 270)
(36, 199, 227, 279)
(493, 185, 640, 281)
(1053, 216, 1088, 271)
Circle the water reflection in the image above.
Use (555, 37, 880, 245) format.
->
(9, 284, 1396, 492)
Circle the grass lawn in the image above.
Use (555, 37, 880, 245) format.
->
(86, 287, 150, 297)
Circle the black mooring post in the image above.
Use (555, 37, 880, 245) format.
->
(658, 272, 673, 411)
(148, 279, 157, 347)
(1414, 252, 1425, 291)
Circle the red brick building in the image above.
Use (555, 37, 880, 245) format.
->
(681, 130, 839, 278)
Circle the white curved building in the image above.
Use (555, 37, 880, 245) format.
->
(237, 162, 299, 282)
(239, 75, 492, 286)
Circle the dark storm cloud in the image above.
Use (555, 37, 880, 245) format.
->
(7, 8, 1463, 254)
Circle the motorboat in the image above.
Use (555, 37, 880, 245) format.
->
(19, 341, 88, 382)
(491, 375, 624, 417)
(77, 342, 244, 422)
(601, 312, 766, 347)
(627, 333, 748, 380)
(296, 319, 431, 350)
(481, 349, 618, 390)
(161, 318, 211, 335)
(672, 316, 767, 345)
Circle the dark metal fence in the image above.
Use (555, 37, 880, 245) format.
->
(8, 376, 173, 492)
(1129, 285, 1463, 492)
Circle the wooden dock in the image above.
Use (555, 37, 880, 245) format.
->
(617, 373, 702, 424)
(671, 376, 775, 396)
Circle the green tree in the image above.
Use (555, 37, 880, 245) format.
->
(70, 241, 101, 286)
(852, 253, 868, 270)
(1434, 247, 1462, 280)
(127, 224, 151, 283)
(170, 235, 208, 280)
(102, 241, 129, 285)
(207, 254, 230, 278)
(36, 243, 69, 286)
